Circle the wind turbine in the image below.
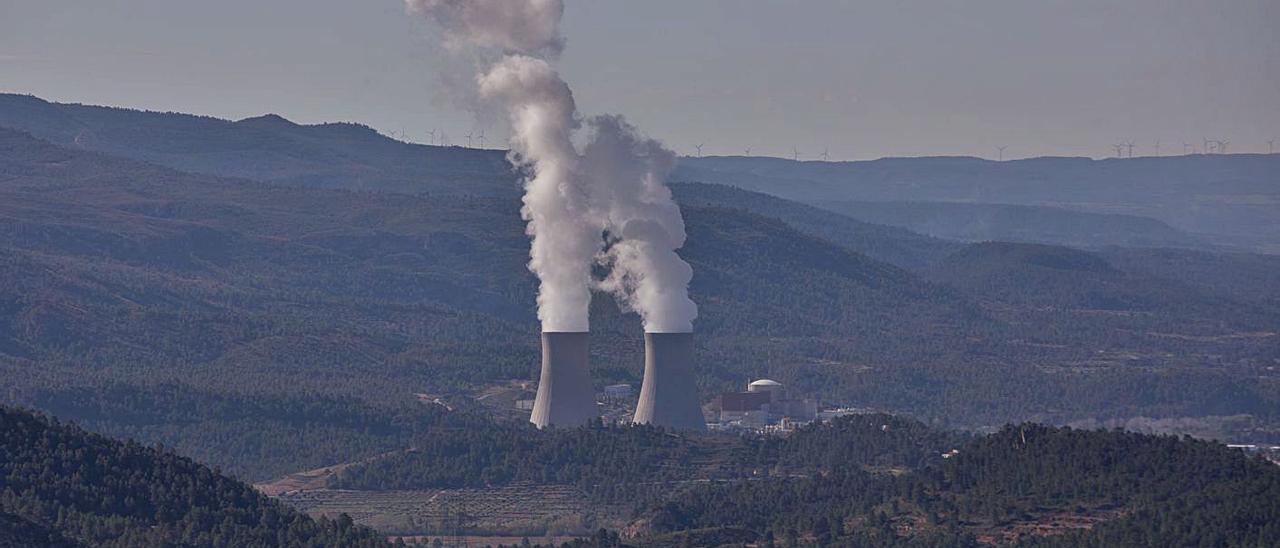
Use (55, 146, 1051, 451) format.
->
(427, 129, 437, 146)
(465, 133, 473, 148)
(695, 143, 704, 157)
(1112, 144, 1125, 158)
(1125, 141, 1136, 158)
(744, 147, 752, 156)
(996, 146, 1007, 161)
(1217, 140, 1229, 154)
(1269, 140, 1275, 154)
(1204, 138, 1214, 154)
(477, 131, 486, 149)
(820, 147, 830, 161)
(792, 146, 801, 161)
(1153, 139, 1160, 157)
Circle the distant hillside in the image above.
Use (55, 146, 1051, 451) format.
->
(678, 154, 1280, 253)
(925, 242, 1276, 335)
(0, 93, 960, 274)
(0, 406, 389, 547)
(816, 199, 1203, 250)
(5, 94, 1277, 254)
(1099, 246, 1280, 309)
(1, 123, 1277, 483)
(0, 93, 514, 196)
(671, 183, 959, 270)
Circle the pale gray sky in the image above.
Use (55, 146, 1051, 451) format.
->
(2, 0, 1277, 159)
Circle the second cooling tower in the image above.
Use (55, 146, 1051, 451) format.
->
(530, 332, 597, 428)
(633, 332, 706, 431)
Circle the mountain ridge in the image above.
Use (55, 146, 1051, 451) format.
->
(677, 152, 1280, 252)
(4, 93, 1276, 254)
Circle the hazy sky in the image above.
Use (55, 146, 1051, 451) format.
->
(2, 1, 1277, 159)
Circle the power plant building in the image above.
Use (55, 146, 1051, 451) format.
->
(603, 383, 634, 403)
(716, 379, 817, 427)
(529, 331, 706, 431)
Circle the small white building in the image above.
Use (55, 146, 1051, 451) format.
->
(603, 383, 634, 402)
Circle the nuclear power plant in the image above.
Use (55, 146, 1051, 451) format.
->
(529, 332, 597, 428)
(632, 332, 706, 431)
(412, 0, 704, 433)
(529, 331, 707, 431)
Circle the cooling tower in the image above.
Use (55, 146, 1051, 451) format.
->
(633, 332, 706, 431)
(530, 332, 597, 428)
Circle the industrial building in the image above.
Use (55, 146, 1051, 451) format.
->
(528, 330, 707, 431)
(715, 379, 817, 428)
(602, 383, 633, 403)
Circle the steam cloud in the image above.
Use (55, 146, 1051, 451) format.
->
(407, 0, 696, 333)
(585, 116, 696, 333)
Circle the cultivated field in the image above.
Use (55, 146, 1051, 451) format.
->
(274, 484, 622, 537)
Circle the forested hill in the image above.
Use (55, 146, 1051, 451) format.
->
(817, 199, 1204, 251)
(637, 424, 1280, 547)
(670, 182, 959, 270)
(332, 413, 967, 493)
(924, 241, 1277, 331)
(0, 406, 391, 547)
(325, 412, 1280, 546)
(0, 510, 78, 548)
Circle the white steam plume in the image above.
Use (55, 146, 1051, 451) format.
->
(479, 55, 598, 332)
(584, 116, 697, 333)
(406, 0, 696, 334)
(406, 0, 564, 57)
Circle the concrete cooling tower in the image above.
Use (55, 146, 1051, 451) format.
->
(530, 332, 598, 428)
(633, 332, 706, 431)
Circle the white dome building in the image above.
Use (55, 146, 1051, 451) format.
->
(747, 379, 782, 390)
(747, 379, 785, 399)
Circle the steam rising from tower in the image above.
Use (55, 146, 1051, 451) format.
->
(409, 0, 593, 332)
(406, 0, 696, 334)
(585, 116, 697, 333)
(406, 0, 700, 428)
(478, 54, 597, 332)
